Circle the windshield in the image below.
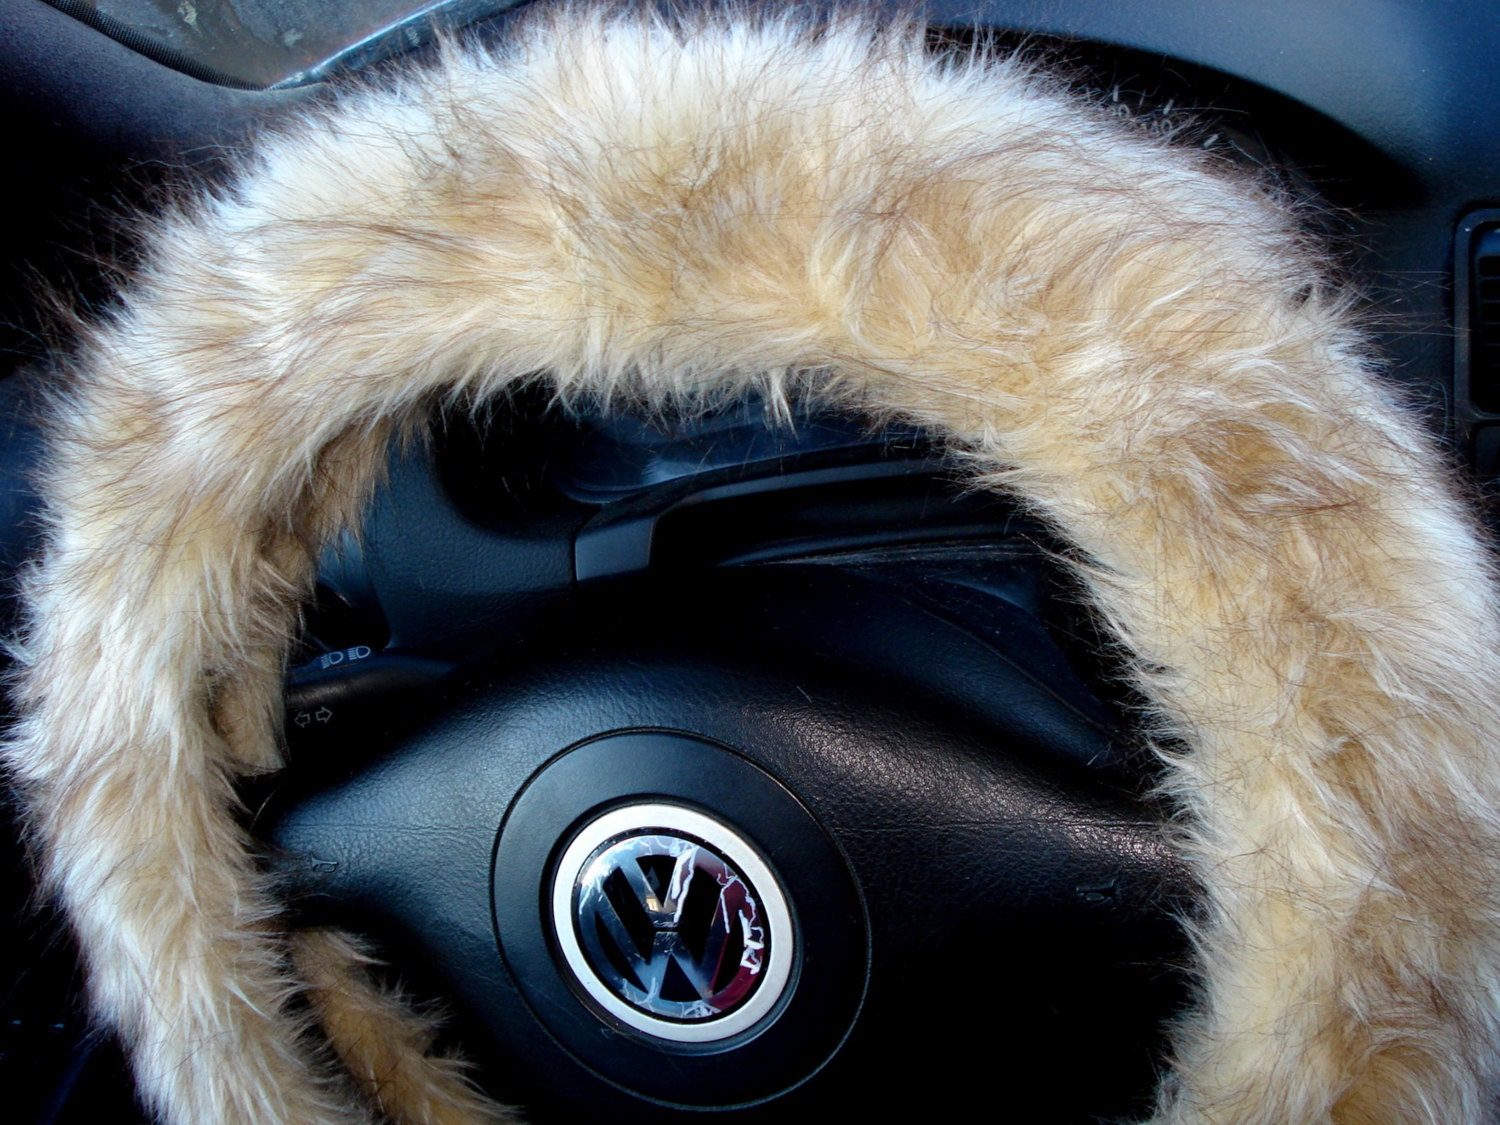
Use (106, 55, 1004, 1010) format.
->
(47, 0, 525, 87)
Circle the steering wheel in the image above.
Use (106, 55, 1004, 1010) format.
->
(12, 8, 1500, 1125)
(260, 399, 1193, 1121)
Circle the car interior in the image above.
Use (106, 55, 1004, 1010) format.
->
(3, 2, 1499, 1122)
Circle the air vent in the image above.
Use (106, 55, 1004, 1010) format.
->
(1471, 227, 1500, 414)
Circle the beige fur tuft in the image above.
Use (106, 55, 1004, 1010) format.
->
(292, 929, 517, 1125)
(7, 5, 1500, 1123)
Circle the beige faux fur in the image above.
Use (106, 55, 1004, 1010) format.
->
(7, 5, 1500, 1123)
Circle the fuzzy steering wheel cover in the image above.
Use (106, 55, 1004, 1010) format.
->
(7, 8, 1500, 1125)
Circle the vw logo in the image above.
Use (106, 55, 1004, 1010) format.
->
(550, 803, 795, 1043)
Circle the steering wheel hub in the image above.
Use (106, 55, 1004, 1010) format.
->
(553, 803, 795, 1041)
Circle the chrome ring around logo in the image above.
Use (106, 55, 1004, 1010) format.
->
(550, 803, 795, 1043)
